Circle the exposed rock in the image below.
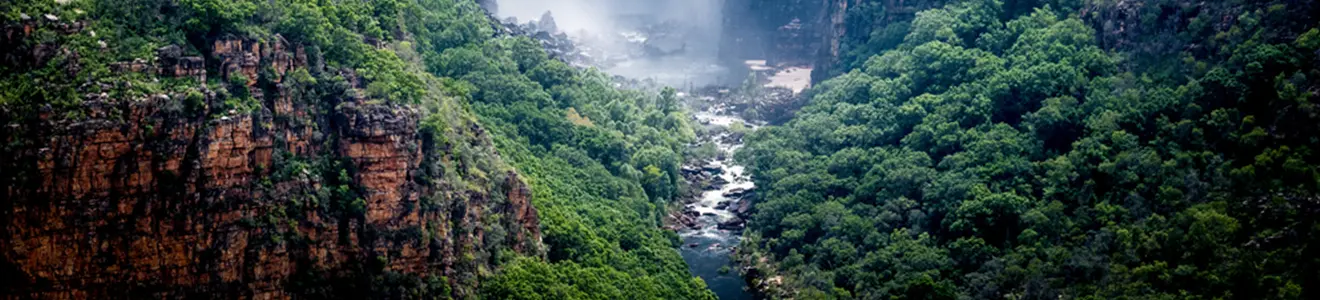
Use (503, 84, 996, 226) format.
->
(477, 0, 498, 15)
(155, 44, 206, 81)
(810, 0, 848, 83)
(667, 209, 701, 230)
(724, 199, 741, 212)
(723, 187, 751, 198)
(109, 58, 148, 74)
(0, 33, 540, 299)
(502, 171, 542, 253)
(722, 131, 745, 143)
(736, 199, 753, 217)
(337, 103, 421, 230)
(212, 35, 303, 90)
(55, 20, 84, 34)
(701, 164, 723, 174)
(717, 217, 745, 230)
(537, 11, 558, 34)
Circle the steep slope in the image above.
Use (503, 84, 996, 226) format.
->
(1, 0, 715, 298)
(738, 0, 1320, 299)
(0, 0, 545, 298)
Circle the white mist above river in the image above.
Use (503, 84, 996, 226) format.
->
(493, 2, 764, 298)
(493, 0, 735, 87)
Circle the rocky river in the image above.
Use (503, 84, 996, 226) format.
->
(494, 9, 812, 298)
(676, 108, 757, 300)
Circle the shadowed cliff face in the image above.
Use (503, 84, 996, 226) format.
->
(717, 0, 845, 78)
(0, 24, 541, 299)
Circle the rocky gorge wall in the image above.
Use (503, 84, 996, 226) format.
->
(0, 19, 541, 299)
(718, 0, 958, 84)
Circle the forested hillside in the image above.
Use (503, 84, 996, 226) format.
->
(9, 0, 1320, 298)
(739, 0, 1320, 298)
(1, 0, 709, 298)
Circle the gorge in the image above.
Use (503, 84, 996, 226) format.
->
(6, 0, 1320, 299)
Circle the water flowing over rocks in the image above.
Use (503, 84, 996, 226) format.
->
(490, 5, 817, 299)
(668, 105, 760, 300)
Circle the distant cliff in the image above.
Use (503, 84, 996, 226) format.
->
(0, 15, 540, 299)
(716, 0, 866, 82)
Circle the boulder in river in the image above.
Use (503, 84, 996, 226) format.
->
(670, 210, 700, 229)
(721, 131, 745, 144)
(723, 187, 752, 198)
(736, 200, 753, 217)
(701, 164, 723, 175)
(718, 217, 746, 230)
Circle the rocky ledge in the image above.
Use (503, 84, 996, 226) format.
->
(1, 33, 540, 299)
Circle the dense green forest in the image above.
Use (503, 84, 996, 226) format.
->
(9, 0, 1320, 298)
(1, 0, 710, 298)
(739, 0, 1320, 299)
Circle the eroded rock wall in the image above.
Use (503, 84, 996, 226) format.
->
(1, 35, 540, 299)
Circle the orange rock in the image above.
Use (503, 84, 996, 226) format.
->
(2, 35, 540, 299)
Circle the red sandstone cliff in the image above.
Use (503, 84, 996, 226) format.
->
(0, 33, 541, 299)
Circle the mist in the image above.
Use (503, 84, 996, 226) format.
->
(495, 0, 733, 86)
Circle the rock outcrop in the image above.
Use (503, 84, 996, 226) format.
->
(811, 0, 851, 83)
(1, 34, 541, 299)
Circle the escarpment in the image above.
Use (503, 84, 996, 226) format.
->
(0, 23, 541, 299)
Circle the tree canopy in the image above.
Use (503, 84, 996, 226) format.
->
(1, 0, 711, 298)
(739, 0, 1320, 298)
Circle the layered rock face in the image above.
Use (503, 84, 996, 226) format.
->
(811, 0, 853, 83)
(719, 0, 955, 83)
(0, 34, 541, 299)
(719, 0, 826, 66)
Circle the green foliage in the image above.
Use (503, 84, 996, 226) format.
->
(262, 0, 707, 297)
(179, 0, 257, 36)
(2, 0, 710, 297)
(740, 0, 1320, 298)
(454, 37, 711, 298)
(184, 90, 207, 115)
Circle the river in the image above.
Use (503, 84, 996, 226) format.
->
(680, 110, 756, 300)
(488, 8, 786, 298)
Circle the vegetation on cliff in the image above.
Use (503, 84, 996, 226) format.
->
(739, 0, 1320, 299)
(1, 0, 708, 298)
